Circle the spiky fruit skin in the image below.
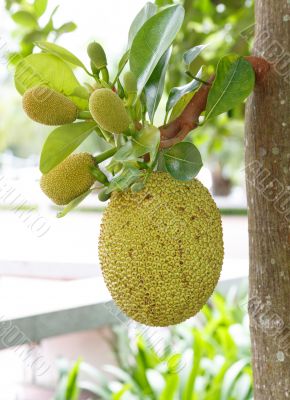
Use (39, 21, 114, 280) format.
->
(23, 86, 78, 126)
(99, 172, 224, 327)
(89, 88, 130, 134)
(40, 153, 96, 205)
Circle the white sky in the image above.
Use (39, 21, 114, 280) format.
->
(0, 0, 148, 78)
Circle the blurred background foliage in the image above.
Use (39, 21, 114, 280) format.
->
(157, 0, 254, 193)
(1, 0, 254, 193)
(54, 289, 253, 400)
(5, 0, 76, 60)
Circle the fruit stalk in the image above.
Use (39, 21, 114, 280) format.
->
(94, 147, 117, 164)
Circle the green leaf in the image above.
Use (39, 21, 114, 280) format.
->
(36, 41, 90, 74)
(14, 53, 87, 109)
(40, 121, 97, 174)
(65, 359, 81, 400)
(130, 5, 184, 95)
(163, 142, 203, 181)
(221, 359, 250, 400)
(183, 44, 208, 65)
(160, 373, 179, 400)
(128, 2, 158, 48)
(182, 330, 202, 400)
(106, 166, 143, 194)
(12, 11, 38, 28)
(57, 22, 77, 34)
(34, 0, 48, 17)
(205, 55, 255, 120)
(112, 126, 160, 165)
(57, 189, 92, 218)
(112, 384, 132, 400)
(145, 47, 171, 123)
(166, 66, 203, 112)
(169, 92, 194, 122)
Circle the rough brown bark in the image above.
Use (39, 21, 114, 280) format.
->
(245, 1, 290, 399)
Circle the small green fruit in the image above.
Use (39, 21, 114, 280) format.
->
(87, 42, 107, 70)
(89, 88, 130, 134)
(23, 86, 78, 126)
(123, 71, 137, 94)
(40, 153, 96, 205)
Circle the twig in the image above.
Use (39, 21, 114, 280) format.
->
(159, 56, 271, 149)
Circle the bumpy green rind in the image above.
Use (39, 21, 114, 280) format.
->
(23, 86, 78, 126)
(99, 172, 224, 327)
(40, 153, 96, 205)
(89, 88, 130, 134)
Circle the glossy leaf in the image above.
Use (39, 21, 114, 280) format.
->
(128, 2, 158, 48)
(130, 5, 184, 95)
(12, 11, 38, 28)
(169, 92, 194, 122)
(205, 55, 255, 120)
(57, 189, 92, 218)
(113, 126, 160, 165)
(166, 66, 203, 112)
(145, 47, 172, 123)
(106, 166, 143, 194)
(14, 53, 87, 109)
(163, 142, 203, 181)
(183, 44, 208, 65)
(34, 0, 48, 17)
(36, 41, 89, 74)
(40, 121, 97, 173)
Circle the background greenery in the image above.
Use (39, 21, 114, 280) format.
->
(54, 289, 253, 400)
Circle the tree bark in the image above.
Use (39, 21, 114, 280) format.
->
(245, 1, 290, 399)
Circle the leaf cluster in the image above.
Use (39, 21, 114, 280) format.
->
(13, 2, 255, 215)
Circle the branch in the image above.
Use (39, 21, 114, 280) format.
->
(159, 56, 271, 149)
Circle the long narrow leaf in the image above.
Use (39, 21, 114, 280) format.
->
(130, 5, 184, 95)
(145, 47, 172, 122)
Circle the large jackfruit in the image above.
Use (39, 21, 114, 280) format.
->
(89, 88, 130, 134)
(99, 172, 224, 327)
(40, 153, 96, 205)
(23, 86, 78, 126)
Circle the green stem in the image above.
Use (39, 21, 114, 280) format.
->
(186, 71, 209, 85)
(101, 67, 109, 83)
(112, 59, 128, 86)
(78, 111, 93, 119)
(94, 147, 117, 164)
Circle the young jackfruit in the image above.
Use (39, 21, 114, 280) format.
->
(23, 86, 78, 126)
(99, 172, 224, 327)
(40, 153, 96, 205)
(87, 42, 107, 70)
(89, 88, 130, 134)
(123, 71, 137, 94)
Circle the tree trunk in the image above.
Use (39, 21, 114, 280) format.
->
(245, 1, 290, 399)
